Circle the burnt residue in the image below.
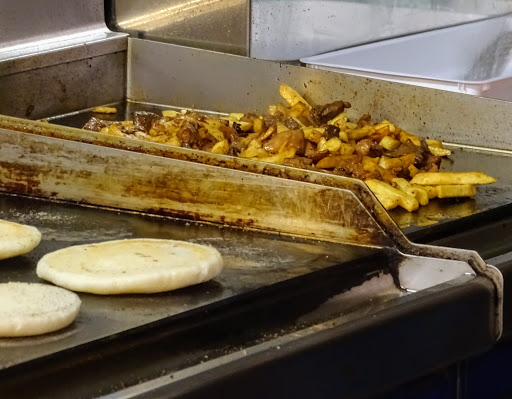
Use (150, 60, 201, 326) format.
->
(313, 187, 391, 247)
(141, 207, 214, 222)
(25, 105, 35, 118)
(0, 161, 45, 197)
(140, 206, 258, 230)
(384, 249, 410, 291)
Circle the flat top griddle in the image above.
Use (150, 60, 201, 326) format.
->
(0, 192, 383, 371)
(47, 101, 512, 239)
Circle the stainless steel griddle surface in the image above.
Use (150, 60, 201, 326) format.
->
(0, 192, 377, 370)
(49, 101, 512, 237)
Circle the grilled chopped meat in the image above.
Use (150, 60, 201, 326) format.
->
(83, 117, 112, 132)
(177, 120, 201, 148)
(198, 133, 219, 152)
(387, 139, 441, 171)
(232, 122, 246, 136)
(310, 100, 351, 125)
(357, 114, 372, 128)
(262, 115, 280, 130)
(325, 124, 341, 140)
(283, 157, 314, 169)
(355, 138, 384, 158)
(219, 125, 239, 143)
(264, 130, 305, 155)
(333, 155, 368, 180)
(283, 117, 301, 130)
(133, 111, 160, 133)
(304, 141, 329, 163)
(386, 140, 419, 159)
(422, 153, 442, 172)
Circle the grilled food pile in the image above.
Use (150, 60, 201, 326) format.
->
(83, 85, 496, 212)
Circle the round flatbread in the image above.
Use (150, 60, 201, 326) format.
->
(0, 220, 41, 260)
(0, 282, 81, 337)
(36, 239, 224, 295)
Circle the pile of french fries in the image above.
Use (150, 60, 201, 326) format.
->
(268, 85, 496, 212)
(89, 84, 497, 213)
(366, 172, 496, 212)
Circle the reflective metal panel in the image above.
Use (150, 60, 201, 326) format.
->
(107, 0, 249, 55)
(105, 0, 512, 60)
(251, 1, 512, 60)
(0, 0, 105, 48)
(0, 52, 127, 120)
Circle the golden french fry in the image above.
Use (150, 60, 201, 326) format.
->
(223, 115, 253, 131)
(162, 110, 179, 118)
(259, 148, 296, 165)
(392, 178, 416, 196)
(408, 164, 420, 178)
(426, 139, 443, 148)
(415, 184, 437, 199)
(375, 120, 396, 133)
(377, 196, 400, 210)
(106, 124, 123, 136)
(339, 142, 355, 155)
(92, 106, 117, 114)
(414, 186, 429, 206)
(399, 131, 421, 146)
(288, 102, 308, 118)
(378, 156, 402, 170)
(239, 140, 267, 158)
(362, 156, 379, 166)
(279, 84, 312, 110)
(276, 123, 289, 134)
(347, 125, 375, 140)
(338, 130, 349, 142)
(253, 118, 264, 133)
(366, 179, 419, 212)
(328, 112, 348, 128)
(316, 155, 343, 169)
(411, 172, 497, 186)
(268, 103, 288, 116)
(317, 137, 327, 151)
(428, 146, 452, 157)
(228, 113, 244, 120)
(393, 178, 429, 206)
(435, 184, 476, 198)
(379, 135, 401, 151)
(302, 127, 324, 143)
(211, 140, 229, 155)
(323, 137, 342, 153)
(202, 123, 225, 142)
(164, 136, 180, 146)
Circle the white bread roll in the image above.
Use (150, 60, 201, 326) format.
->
(37, 239, 224, 295)
(0, 220, 41, 260)
(0, 282, 81, 337)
